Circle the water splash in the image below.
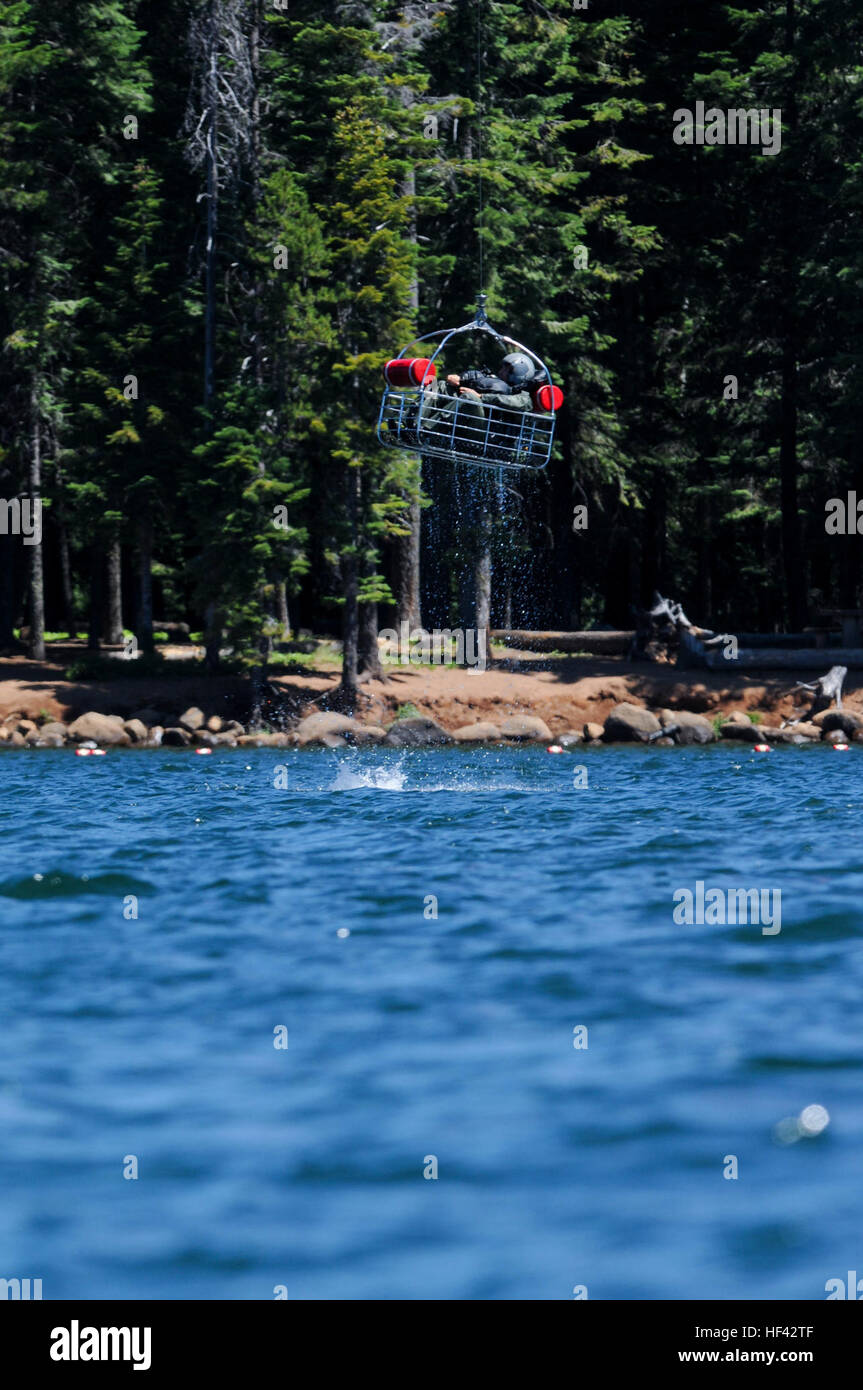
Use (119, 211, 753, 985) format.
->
(330, 763, 407, 791)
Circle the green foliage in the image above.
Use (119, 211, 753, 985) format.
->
(2, 0, 862, 670)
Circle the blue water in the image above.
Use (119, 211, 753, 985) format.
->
(1, 744, 861, 1301)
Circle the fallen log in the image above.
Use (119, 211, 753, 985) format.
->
(699, 649, 856, 672)
(491, 630, 633, 656)
(781, 665, 847, 724)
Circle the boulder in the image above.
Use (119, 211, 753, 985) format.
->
(662, 710, 717, 745)
(723, 709, 752, 726)
(222, 720, 246, 736)
(148, 726, 164, 746)
(719, 720, 761, 742)
(67, 712, 131, 745)
(8, 731, 26, 747)
(384, 716, 452, 747)
(0, 727, 10, 742)
(770, 727, 800, 744)
(254, 732, 294, 747)
(123, 719, 149, 744)
(583, 722, 605, 742)
(295, 712, 360, 746)
(823, 726, 851, 744)
(206, 715, 223, 733)
(499, 715, 553, 743)
(178, 706, 205, 732)
(558, 731, 584, 748)
(653, 736, 675, 747)
(812, 708, 861, 736)
(17, 718, 38, 735)
(236, 731, 294, 747)
(350, 724, 387, 744)
(451, 722, 502, 742)
(603, 703, 661, 743)
(792, 722, 821, 740)
(33, 732, 65, 747)
(39, 722, 68, 741)
(162, 726, 191, 746)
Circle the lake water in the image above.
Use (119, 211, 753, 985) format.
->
(1, 744, 861, 1300)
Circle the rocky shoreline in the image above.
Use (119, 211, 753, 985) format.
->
(1, 701, 860, 749)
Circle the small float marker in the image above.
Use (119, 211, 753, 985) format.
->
(753, 743, 772, 753)
(546, 744, 564, 754)
(195, 747, 212, 755)
(832, 742, 850, 752)
(75, 748, 91, 757)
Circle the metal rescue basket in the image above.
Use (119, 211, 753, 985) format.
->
(376, 297, 562, 472)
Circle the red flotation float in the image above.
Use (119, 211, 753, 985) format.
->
(383, 357, 437, 388)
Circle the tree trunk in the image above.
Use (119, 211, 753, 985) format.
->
(87, 544, 102, 651)
(136, 515, 155, 654)
(28, 383, 45, 660)
(57, 514, 76, 638)
(204, 601, 222, 672)
(103, 536, 124, 645)
(0, 534, 16, 649)
(248, 623, 271, 728)
(779, 342, 806, 631)
(203, 8, 218, 412)
(358, 593, 382, 680)
(275, 578, 290, 639)
(779, 0, 807, 632)
(339, 467, 360, 705)
(27, 397, 45, 661)
(393, 166, 422, 629)
(474, 506, 492, 657)
(394, 494, 422, 629)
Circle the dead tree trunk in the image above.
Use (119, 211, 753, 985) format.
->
(784, 665, 847, 722)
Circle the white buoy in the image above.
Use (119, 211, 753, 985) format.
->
(754, 743, 772, 753)
(546, 744, 564, 754)
(195, 747, 212, 755)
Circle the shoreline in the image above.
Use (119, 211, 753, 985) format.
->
(1, 647, 860, 749)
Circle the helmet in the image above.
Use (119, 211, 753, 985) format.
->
(499, 352, 535, 387)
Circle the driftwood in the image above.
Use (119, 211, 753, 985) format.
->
(631, 592, 737, 667)
(782, 665, 847, 726)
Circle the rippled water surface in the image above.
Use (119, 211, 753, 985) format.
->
(1, 744, 861, 1299)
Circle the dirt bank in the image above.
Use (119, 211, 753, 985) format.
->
(2, 648, 858, 732)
